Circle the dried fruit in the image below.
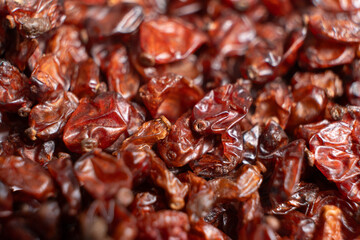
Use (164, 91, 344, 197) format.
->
(191, 83, 252, 135)
(63, 92, 144, 153)
(0, 59, 32, 115)
(27, 91, 79, 141)
(140, 73, 204, 122)
(0, 0, 360, 239)
(139, 16, 207, 65)
(5, 0, 65, 38)
(0, 155, 55, 200)
(74, 149, 132, 199)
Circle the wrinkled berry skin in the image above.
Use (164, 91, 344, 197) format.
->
(1, 0, 360, 239)
(63, 92, 145, 153)
(0, 60, 32, 114)
(191, 83, 252, 135)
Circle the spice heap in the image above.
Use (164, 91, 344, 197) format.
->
(0, 0, 360, 239)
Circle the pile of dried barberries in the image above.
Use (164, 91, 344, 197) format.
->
(0, 0, 360, 239)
